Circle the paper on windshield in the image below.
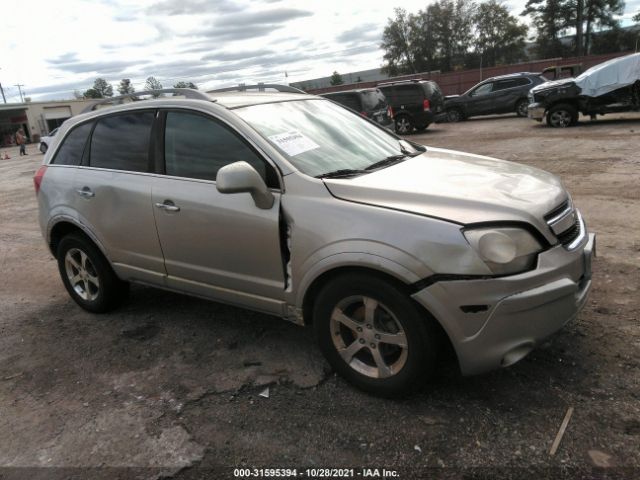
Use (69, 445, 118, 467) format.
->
(575, 53, 640, 97)
(268, 130, 319, 156)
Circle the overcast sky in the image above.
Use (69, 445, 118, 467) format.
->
(1, 0, 638, 102)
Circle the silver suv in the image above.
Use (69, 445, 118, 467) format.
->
(35, 86, 595, 396)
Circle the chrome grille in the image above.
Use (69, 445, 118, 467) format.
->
(545, 200, 585, 249)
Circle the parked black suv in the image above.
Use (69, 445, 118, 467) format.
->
(321, 88, 393, 129)
(377, 80, 444, 134)
(444, 73, 546, 122)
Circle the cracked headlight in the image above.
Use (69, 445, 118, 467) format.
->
(463, 227, 542, 275)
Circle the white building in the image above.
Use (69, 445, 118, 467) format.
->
(0, 98, 94, 147)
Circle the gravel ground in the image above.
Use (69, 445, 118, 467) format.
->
(0, 113, 638, 480)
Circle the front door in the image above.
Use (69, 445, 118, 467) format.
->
(151, 110, 285, 312)
(466, 82, 495, 116)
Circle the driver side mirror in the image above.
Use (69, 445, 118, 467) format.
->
(216, 161, 274, 209)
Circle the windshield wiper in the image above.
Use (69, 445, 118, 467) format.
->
(315, 169, 368, 179)
(364, 154, 410, 171)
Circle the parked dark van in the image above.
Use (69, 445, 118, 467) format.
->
(321, 88, 393, 129)
(377, 80, 444, 134)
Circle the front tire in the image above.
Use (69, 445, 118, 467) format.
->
(313, 273, 437, 397)
(57, 233, 128, 313)
(446, 108, 464, 122)
(394, 115, 413, 135)
(547, 103, 578, 128)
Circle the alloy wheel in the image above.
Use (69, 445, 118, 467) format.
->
(330, 295, 408, 379)
(517, 101, 528, 117)
(64, 248, 100, 301)
(549, 110, 573, 127)
(396, 117, 411, 134)
(447, 109, 461, 122)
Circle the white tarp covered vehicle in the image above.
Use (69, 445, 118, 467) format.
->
(528, 53, 640, 127)
(574, 53, 640, 97)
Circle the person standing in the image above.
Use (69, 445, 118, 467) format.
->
(16, 129, 27, 156)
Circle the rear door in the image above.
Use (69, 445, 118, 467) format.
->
(73, 110, 166, 282)
(151, 109, 285, 312)
(492, 78, 530, 112)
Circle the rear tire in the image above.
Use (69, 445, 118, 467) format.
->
(57, 233, 129, 313)
(313, 273, 437, 397)
(546, 103, 578, 128)
(394, 115, 414, 135)
(516, 99, 529, 117)
(39, 143, 47, 154)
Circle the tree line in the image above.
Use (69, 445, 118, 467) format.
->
(381, 0, 637, 76)
(78, 77, 198, 99)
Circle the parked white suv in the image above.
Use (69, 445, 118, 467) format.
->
(34, 86, 595, 396)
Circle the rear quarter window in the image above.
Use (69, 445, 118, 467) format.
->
(326, 93, 361, 111)
(50, 122, 93, 166)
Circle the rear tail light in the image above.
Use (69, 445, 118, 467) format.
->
(423, 99, 431, 111)
(388, 106, 394, 119)
(33, 165, 47, 195)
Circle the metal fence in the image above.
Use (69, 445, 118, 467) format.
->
(306, 51, 634, 96)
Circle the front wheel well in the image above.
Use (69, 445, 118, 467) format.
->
(301, 266, 458, 369)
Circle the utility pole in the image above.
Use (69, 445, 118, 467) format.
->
(14, 84, 25, 102)
(0, 68, 6, 104)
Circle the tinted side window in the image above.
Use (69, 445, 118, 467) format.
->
(51, 122, 93, 166)
(90, 112, 154, 172)
(394, 85, 422, 104)
(164, 111, 268, 183)
(514, 78, 532, 87)
(329, 93, 361, 111)
(471, 83, 493, 96)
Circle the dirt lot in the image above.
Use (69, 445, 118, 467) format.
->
(1, 113, 639, 479)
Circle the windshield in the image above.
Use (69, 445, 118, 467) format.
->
(235, 99, 418, 178)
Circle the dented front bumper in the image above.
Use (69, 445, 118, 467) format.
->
(412, 233, 596, 375)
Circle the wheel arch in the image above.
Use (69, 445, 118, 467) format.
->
(48, 218, 108, 260)
(301, 265, 458, 369)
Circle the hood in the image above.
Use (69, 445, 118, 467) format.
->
(323, 147, 566, 236)
(531, 78, 576, 93)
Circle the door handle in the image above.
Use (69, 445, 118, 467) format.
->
(155, 201, 180, 212)
(76, 187, 95, 198)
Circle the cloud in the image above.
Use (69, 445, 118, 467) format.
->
(47, 59, 149, 75)
(147, 0, 245, 15)
(337, 23, 382, 45)
(184, 24, 284, 42)
(201, 49, 275, 62)
(47, 52, 80, 65)
(177, 8, 313, 41)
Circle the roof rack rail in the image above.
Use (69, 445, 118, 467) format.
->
(81, 88, 212, 113)
(376, 79, 423, 87)
(208, 83, 306, 94)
